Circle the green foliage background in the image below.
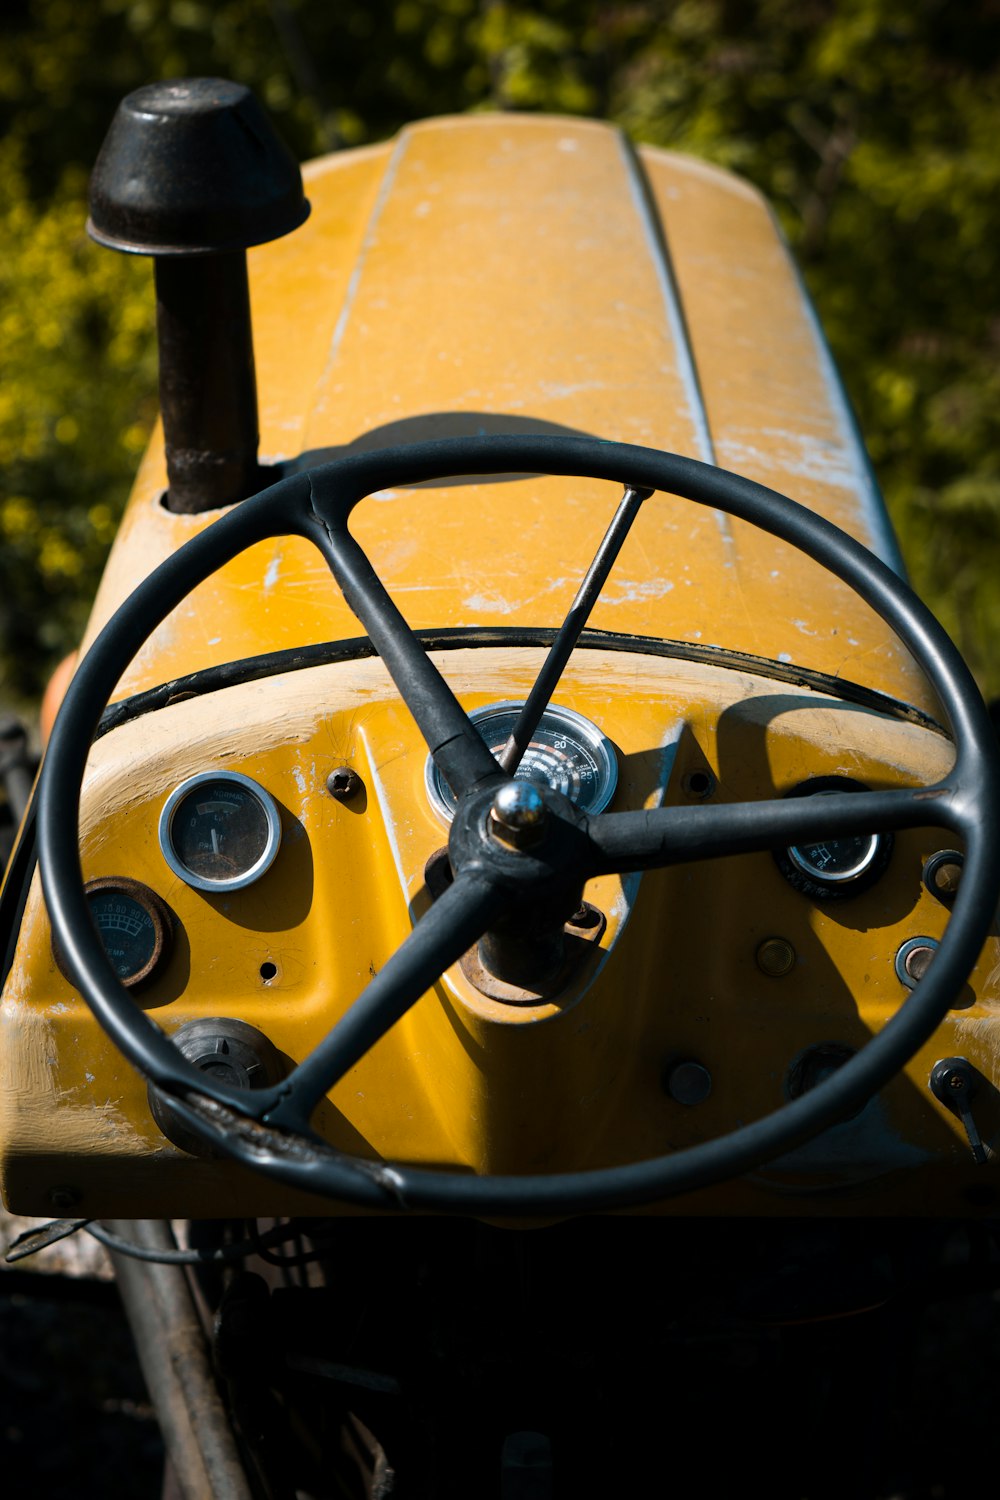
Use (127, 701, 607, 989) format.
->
(3, 0, 1000, 702)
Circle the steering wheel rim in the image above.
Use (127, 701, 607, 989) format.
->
(39, 435, 1000, 1214)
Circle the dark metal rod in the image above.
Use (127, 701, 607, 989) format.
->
(107, 1219, 253, 1500)
(155, 253, 261, 513)
(267, 871, 503, 1126)
(309, 519, 504, 799)
(498, 485, 651, 773)
(586, 783, 958, 876)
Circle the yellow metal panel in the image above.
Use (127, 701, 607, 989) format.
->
(2, 650, 995, 1218)
(77, 116, 930, 714)
(639, 145, 928, 708)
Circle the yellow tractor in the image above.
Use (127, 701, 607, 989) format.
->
(2, 78, 998, 1498)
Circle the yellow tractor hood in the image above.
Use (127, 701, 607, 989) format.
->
(84, 113, 928, 715)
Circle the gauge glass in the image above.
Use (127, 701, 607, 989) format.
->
(159, 771, 281, 892)
(54, 877, 172, 989)
(89, 888, 160, 981)
(786, 831, 881, 884)
(426, 701, 617, 821)
(782, 782, 886, 890)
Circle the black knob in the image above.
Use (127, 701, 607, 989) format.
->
(149, 1017, 285, 1157)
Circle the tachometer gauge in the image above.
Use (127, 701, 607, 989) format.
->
(53, 877, 173, 989)
(774, 777, 892, 900)
(159, 770, 282, 893)
(426, 701, 618, 822)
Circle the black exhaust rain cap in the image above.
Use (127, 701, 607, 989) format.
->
(87, 77, 310, 256)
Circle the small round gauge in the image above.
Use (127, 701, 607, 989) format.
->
(54, 877, 173, 989)
(786, 830, 881, 884)
(159, 770, 282, 893)
(426, 701, 618, 822)
(775, 777, 892, 901)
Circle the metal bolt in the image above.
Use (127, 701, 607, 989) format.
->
(924, 850, 965, 906)
(904, 943, 936, 984)
(895, 935, 939, 989)
(949, 1072, 967, 1094)
(756, 937, 795, 977)
(933, 861, 963, 895)
(326, 766, 362, 802)
(665, 1060, 713, 1106)
(488, 781, 547, 849)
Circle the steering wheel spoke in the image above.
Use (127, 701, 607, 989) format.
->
(498, 483, 651, 774)
(586, 781, 962, 876)
(306, 513, 503, 801)
(265, 872, 506, 1130)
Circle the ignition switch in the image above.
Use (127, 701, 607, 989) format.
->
(148, 1018, 285, 1156)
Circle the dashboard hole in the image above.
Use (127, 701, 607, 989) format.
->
(682, 768, 715, 798)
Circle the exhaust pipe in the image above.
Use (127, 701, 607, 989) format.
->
(88, 78, 309, 513)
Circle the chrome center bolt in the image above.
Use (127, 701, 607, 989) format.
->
(488, 781, 547, 850)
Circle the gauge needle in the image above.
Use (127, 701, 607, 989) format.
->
(211, 829, 220, 856)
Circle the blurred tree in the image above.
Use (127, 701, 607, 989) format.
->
(0, 144, 156, 698)
(2, 0, 999, 697)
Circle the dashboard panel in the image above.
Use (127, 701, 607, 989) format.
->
(1, 646, 995, 1219)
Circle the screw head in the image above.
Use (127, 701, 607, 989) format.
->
(934, 861, 963, 895)
(906, 945, 934, 982)
(489, 782, 547, 848)
(326, 766, 362, 802)
(665, 1060, 713, 1107)
(756, 937, 795, 977)
(924, 849, 965, 906)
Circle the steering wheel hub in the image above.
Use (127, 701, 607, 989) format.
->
(488, 781, 549, 849)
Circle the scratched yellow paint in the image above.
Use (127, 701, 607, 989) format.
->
(80, 116, 933, 714)
(2, 116, 988, 1219)
(1, 648, 994, 1217)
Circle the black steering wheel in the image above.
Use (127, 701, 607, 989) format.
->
(39, 436, 1000, 1214)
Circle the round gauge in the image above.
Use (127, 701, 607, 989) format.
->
(53, 877, 173, 989)
(159, 770, 281, 893)
(426, 701, 618, 822)
(786, 830, 881, 884)
(774, 777, 892, 901)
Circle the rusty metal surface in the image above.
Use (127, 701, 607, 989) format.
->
(108, 1218, 253, 1500)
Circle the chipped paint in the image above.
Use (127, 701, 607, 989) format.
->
(462, 592, 517, 614)
(357, 721, 415, 906)
(598, 579, 674, 605)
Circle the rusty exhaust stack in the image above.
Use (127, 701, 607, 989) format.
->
(88, 78, 309, 513)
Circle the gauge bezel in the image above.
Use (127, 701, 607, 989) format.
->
(425, 700, 618, 823)
(53, 876, 173, 990)
(785, 830, 882, 884)
(159, 769, 282, 893)
(774, 776, 894, 901)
